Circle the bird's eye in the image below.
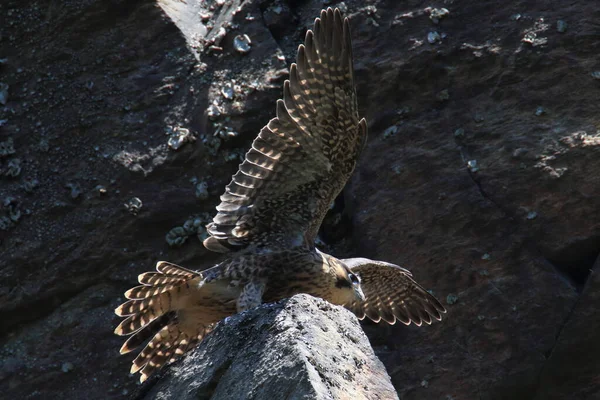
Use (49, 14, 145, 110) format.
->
(349, 273, 360, 285)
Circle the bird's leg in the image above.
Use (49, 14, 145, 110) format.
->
(236, 280, 266, 312)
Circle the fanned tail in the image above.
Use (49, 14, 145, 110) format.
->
(114, 261, 210, 382)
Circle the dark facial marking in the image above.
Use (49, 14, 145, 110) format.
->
(335, 276, 352, 289)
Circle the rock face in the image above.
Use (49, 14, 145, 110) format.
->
(142, 294, 398, 400)
(533, 256, 600, 400)
(1, 0, 599, 399)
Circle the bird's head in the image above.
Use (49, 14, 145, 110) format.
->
(330, 259, 366, 304)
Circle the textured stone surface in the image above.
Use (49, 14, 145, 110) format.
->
(142, 294, 398, 400)
(533, 254, 600, 400)
(0, 0, 599, 399)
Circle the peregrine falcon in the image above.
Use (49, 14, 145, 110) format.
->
(115, 8, 446, 383)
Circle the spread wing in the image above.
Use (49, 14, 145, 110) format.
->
(343, 258, 446, 326)
(204, 8, 367, 253)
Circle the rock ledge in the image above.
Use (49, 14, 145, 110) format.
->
(142, 294, 398, 400)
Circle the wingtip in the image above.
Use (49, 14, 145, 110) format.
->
(433, 297, 448, 315)
(124, 287, 137, 300)
(380, 315, 398, 325)
(305, 28, 314, 48)
(359, 117, 367, 132)
(333, 8, 343, 29)
(130, 362, 142, 375)
(155, 260, 174, 272)
(114, 304, 125, 317)
(318, 7, 344, 29)
(120, 342, 132, 355)
(326, 7, 334, 21)
(320, 8, 328, 22)
(297, 43, 305, 58)
(343, 16, 351, 30)
(275, 98, 287, 120)
(114, 324, 125, 336)
(137, 272, 148, 284)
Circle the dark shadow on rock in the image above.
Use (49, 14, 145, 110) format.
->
(543, 235, 600, 290)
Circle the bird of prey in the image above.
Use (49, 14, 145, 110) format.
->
(114, 7, 445, 383)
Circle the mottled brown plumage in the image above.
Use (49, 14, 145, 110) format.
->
(115, 8, 445, 383)
(203, 6, 366, 253)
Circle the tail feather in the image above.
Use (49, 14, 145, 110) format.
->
(137, 272, 184, 286)
(115, 261, 208, 382)
(132, 323, 208, 382)
(115, 304, 165, 335)
(131, 325, 173, 374)
(155, 261, 198, 277)
(119, 313, 174, 354)
(124, 283, 179, 300)
(115, 288, 178, 318)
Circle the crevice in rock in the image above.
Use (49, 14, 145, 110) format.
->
(457, 141, 600, 291)
(459, 141, 599, 293)
(469, 175, 512, 220)
(540, 255, 582, 294)
(468, 171, 518, 225)
(543, 236, 600, 291)
(531, 251, 599, 398)
(133, 373, 161, 400)
(532, 277, 585, 397)
(456, 145, 514, 220)
(197, 359, 234, 400)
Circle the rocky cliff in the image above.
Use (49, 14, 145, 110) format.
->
(1, 0, 599, 399)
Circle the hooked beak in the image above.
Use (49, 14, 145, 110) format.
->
(354, 284, 366, 302)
